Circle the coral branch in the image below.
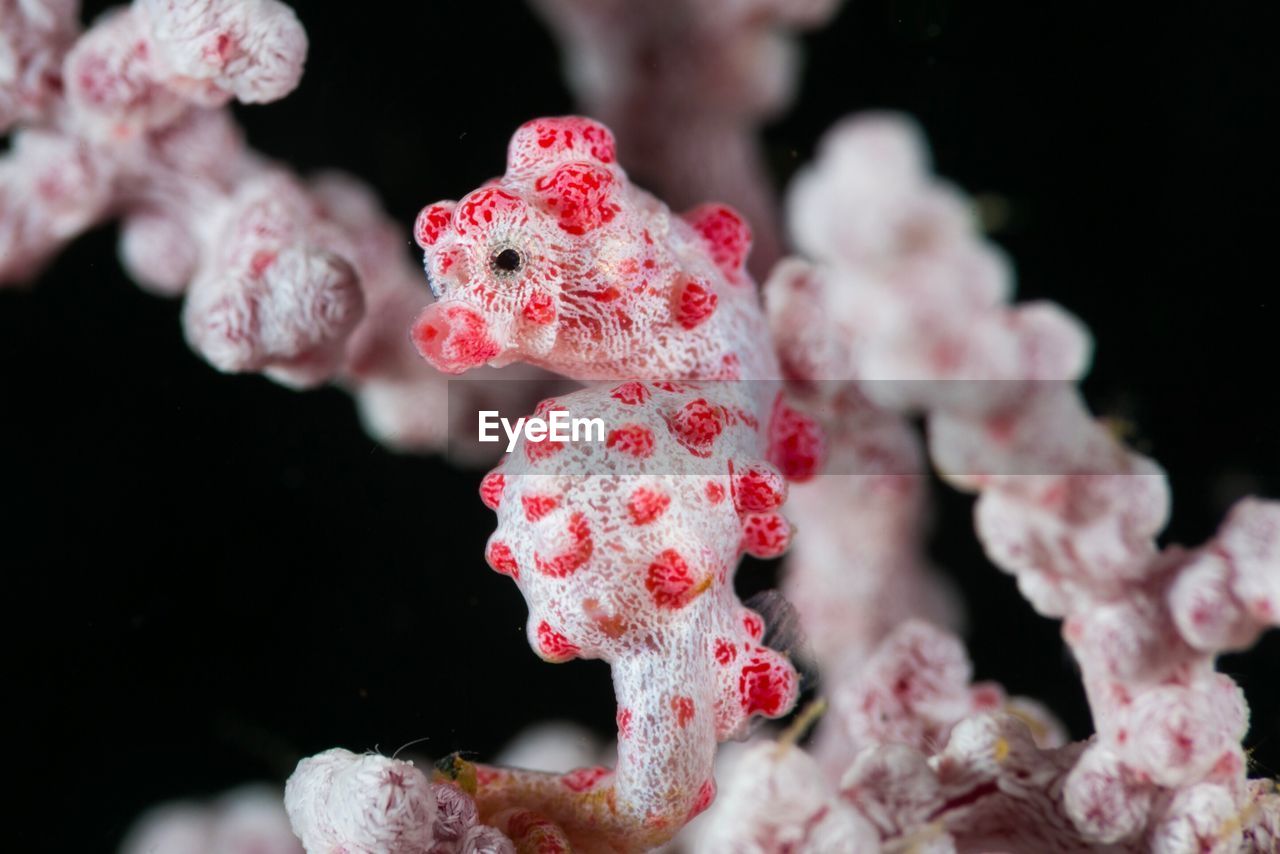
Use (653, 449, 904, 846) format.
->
(530, 0, 846, 278)
(285, 748, 514, 854)
(0, 0, 557, 453)
(759, 110, 1280, 850)
(777, 384, 964, 774)
(0, 0, 80, 132)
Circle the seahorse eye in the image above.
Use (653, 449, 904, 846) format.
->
(491, 247, 523, 276)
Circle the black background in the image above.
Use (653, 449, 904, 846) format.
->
(3, 1, 1277, 850)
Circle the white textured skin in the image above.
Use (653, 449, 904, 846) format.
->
(663, 735, 758, 853)
(119, 785, 303, 854)
(476, 380, 800, 841)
